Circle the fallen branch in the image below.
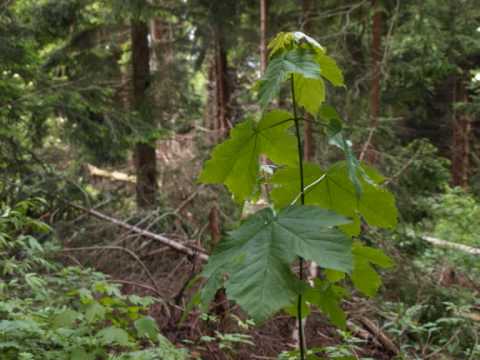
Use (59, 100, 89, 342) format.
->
(346, 320, 382, 348)
(85, 163, 136, 183)
(422, 236, 480, 255)
(358, 316, 399, 355)
(69, 203, 209, 262)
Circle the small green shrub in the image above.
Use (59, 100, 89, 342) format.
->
(430, 187, 480, 247)
(387, 139, 450, 223)
(383, 301, 479, 359)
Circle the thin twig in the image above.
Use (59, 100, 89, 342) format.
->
(359, 126, 375, 161)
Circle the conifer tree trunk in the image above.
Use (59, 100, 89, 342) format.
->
(131, 20, 158, 208)
(447, 1, 471, 189)
(204, 57, 217, 142)
(302, 0, 315, 161)
(452, 76, 471, 188)
(214, 27, 231, 137)
(203, 26, 231, 142)
(363, 0, 383, 164)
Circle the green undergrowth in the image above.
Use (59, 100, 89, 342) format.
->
(0, 198, 188, 360)
(378, 227, 480, 359)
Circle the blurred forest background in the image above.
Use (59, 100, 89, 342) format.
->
(1, 0, 480, 359)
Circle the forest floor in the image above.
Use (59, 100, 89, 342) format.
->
(56, 132, 480, 360)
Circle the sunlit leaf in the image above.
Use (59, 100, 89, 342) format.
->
(293, 74, 325, 116)
(268, 32, 296, 57)
(351, 242, 394, 297)
(270, 161, 397, 235)
(199, 110, 297, 202)
(316, 53, 344, 87)
(258, 48, 321, 109)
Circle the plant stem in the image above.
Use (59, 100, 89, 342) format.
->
(290, 74, 306, 360)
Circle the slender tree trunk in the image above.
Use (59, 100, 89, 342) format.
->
(258, 0, 271, 197)
(214, 27, 231, 137)
(302, 0, 315, 161)
(204, 56, 217, 142)
(363, 0, 383, 164)
(260, 0, 268, 74)
(131, 20, 157, 208)
(451, 76, 471, 188)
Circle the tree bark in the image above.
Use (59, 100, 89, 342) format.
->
(131, 20, 158, 208)
(364, 0, 383, 164)
(208, 205, 221, 249)
(204, 56, 217, 143)
(260, 0, 268, 74)
(214, 27, 231, 137)
(302, 0, 315, 161)
(451, 76, 471, 188)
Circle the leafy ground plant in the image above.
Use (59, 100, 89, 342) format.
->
(0, 199, 188, 360)
(197, 32, 398, 359)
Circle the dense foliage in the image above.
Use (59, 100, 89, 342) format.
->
(0, 199, 188, 359)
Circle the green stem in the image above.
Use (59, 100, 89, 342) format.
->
(290, 74, 306, 360)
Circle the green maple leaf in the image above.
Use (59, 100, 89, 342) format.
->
(293, 74, 325, 116)
(268, 31, 325, 58)
(304, 279, 349, 329)
(270, 161, 397, 235)
(258, 48, 322, 110)
(292, 55, 344, 117)
(260, 32, 343, 116)
(199, 110, 297, 203)
(351, 242, 394, 297)
(268, 32, 296, 57)
(200, 206, 352, 322)
(316, 52, 344, 87)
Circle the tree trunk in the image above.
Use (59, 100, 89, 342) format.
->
(451, 76, 471, 188)
(214, 27, 231, 137)
(302, 0, 315, 161)
(260, 0, 268, 74)
(204, 56, 218, 143)
(204, 28, 231, 142)
(131, 20, 157, 208)
(364, 0, 383, 164)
